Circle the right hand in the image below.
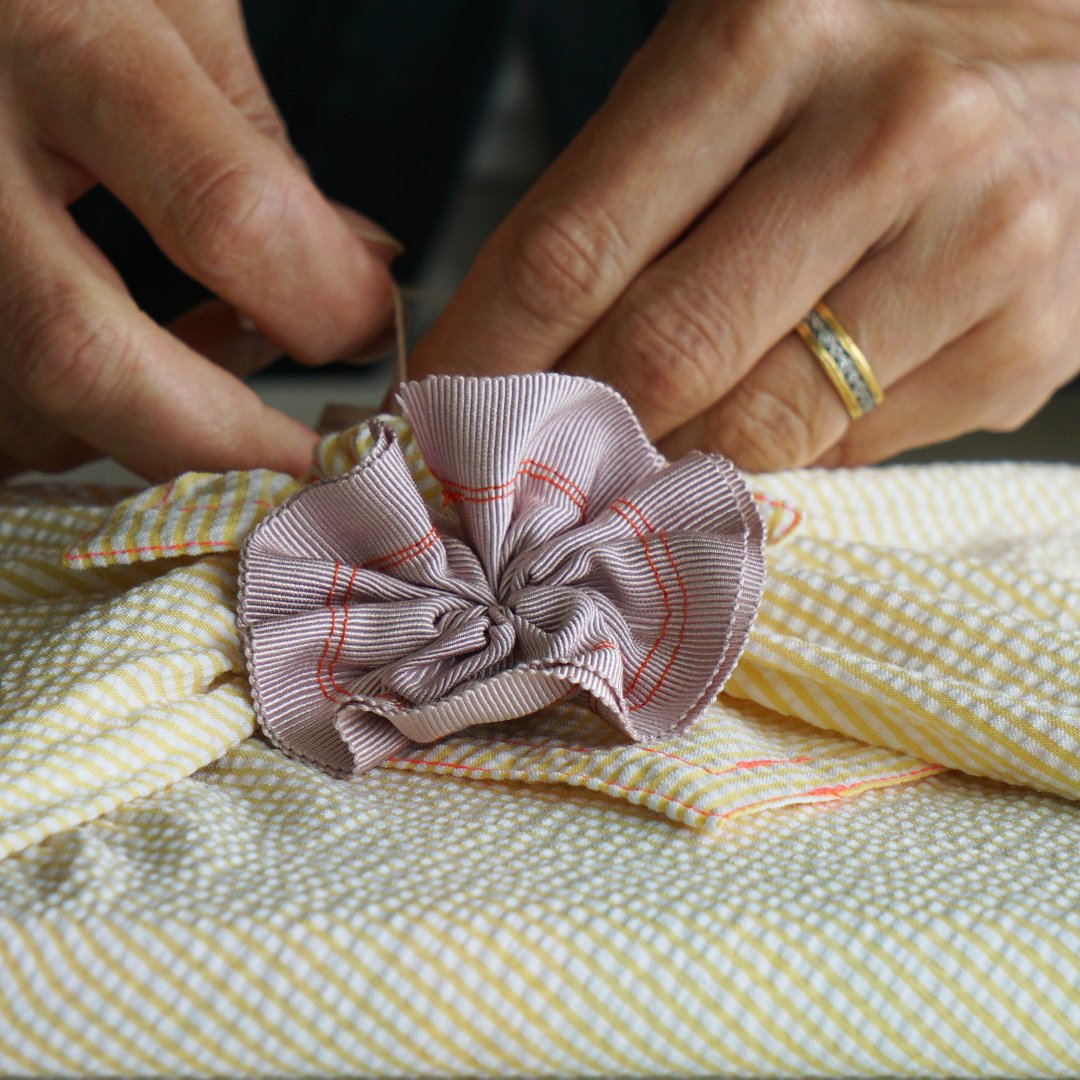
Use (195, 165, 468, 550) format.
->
(0, 0, 398, 480)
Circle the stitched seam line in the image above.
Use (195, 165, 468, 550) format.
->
(316, 562, 342, 701)
(64, 540, 232, 562)
(384, 758, 943, 820)
(609, 499, 675, 708)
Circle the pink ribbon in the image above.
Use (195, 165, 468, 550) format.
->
(237, 374, 765, 775)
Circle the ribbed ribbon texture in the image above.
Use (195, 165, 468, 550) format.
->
(237, 374, 766, 775)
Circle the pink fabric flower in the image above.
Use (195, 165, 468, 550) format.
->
(237, 374, 765, 776)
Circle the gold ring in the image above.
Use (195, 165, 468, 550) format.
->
(795, 302, 884, 420)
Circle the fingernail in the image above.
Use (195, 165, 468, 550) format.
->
(342, 323, 398, 364)
(333, 205, 406, 258)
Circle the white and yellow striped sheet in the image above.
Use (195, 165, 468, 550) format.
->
(3, 422, 1080, 862)
(1, 738, 1077, 1077)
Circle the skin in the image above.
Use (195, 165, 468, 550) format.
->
(0, 0, 398, 480)
(410, 0, 1080, 470)
(3, 0, 1079, 480)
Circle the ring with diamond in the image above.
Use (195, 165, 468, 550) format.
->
(795, 302, 884, 420)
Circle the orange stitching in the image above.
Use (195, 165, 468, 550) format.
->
(316, 562, 342, 701)
(752, 493, 802, 542)
(726, 763, 944, 817)
(384, 757, 941, 821)
(66, 489, 281, 564)
(327, 564, 359, 697)
(608, 500, 673, 705)
(64, 540, 232, 561)
(363, 527, 438, 571)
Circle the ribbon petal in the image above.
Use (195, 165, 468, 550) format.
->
(238, 374, 766, 775)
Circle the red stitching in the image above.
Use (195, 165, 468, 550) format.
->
(629, 531, 688, 713)
(521, 459, 588, 505)
(316, 562, 342, 701)
(327, 564, 359, 697)
(64, 540, 232, 561)
(363, 527, 438, 571)
(432, 461, 587, 515)
(315, 527, 441, 701)
(608, 500, 674, 707)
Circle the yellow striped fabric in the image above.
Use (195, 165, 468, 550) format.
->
(3, 438, 1080, 1076)
(3, 424, 1080, 863)
(1, 739, 1076, 1077)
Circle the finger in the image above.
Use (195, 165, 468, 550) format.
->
(0, 392, 99, 475)
(167, 299, 283, 378)
(657, 160, 1058, 469)
(816, 307, 1072, 467)
(153, 0, 293, 147)
(562, 59, 1001, 441)
(23, 2, 394, 363)
(0, 179, 318, 480)
(656, 171, 1035, 468)
(156, 1, 405, 266)
(408, 0, 823, 378)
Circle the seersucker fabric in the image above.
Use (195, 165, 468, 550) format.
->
(2, 378, 1080, 863)
(2, 379, 1080, 1073)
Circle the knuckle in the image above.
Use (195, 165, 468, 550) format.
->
(911, 60, 1001, 149)
(614, 280, 735, 425)
(993, 181, 1060, 267)
(504, 202, 629, 328)
(869, 57, 1001, 189)
(979, 321, 1060, 432)
(12, 1, 92, 61)
(168, 159, 285, 282)
(227, 83, 289, 145)
(732, 0, 829, 56)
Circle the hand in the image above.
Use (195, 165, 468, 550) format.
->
(0, 0, 397, 480)
(409, 0, 1080, 469)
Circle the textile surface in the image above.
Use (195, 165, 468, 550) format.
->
(239, 375, 766, 773)
(3, 409, 1080, 860)
(2, 406, 1080, 1075)
(1, 741, 1077, 1078)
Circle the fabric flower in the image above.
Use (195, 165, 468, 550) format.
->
(237, 374, 765, 775)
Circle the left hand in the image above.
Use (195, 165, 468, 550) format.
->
(409, 0, 1080, 469)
